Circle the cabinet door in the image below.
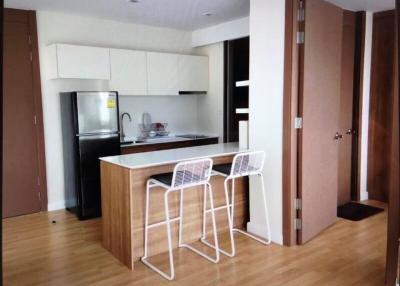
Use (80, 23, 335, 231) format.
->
(56, 44, 110, 80)
(109, 49, 147, 95)
(178, 55, 209, 92)
(147, 52, 179, 96)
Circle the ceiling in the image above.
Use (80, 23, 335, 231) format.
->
(5, 0, 395, 31)
(4, 0, 250, 31)
(326, 0, 395, 12)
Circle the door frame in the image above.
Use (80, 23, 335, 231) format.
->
(4, 9, 48, 212)
(282, 0, 300, 246)
(350, 12, 366, 202)
(223, 37, 250, 143)
(282, 0, 366, 245)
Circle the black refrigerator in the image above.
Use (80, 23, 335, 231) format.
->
(60, 91, 121, 220)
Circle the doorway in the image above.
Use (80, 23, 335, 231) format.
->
(283, 0, 379, 245)
(224, 37, 249, 143)
(3, 9, 47, 217)
(297, 0, 344, 243)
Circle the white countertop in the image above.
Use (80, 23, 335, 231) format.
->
(101, 143, 247, 169)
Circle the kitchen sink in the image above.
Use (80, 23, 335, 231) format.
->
(145, 136, 176, 141)
(121, 135, 211, 147)
(143, 137, 185, 143)
(120, 140, 147, 145)
(176, 134, 209, 139)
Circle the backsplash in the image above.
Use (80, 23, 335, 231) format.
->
(118, 95, 199, 138)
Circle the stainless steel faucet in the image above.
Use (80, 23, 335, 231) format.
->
(120, 112, 132, 141)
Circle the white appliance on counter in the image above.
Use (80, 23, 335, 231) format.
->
(239, 121, 249, 149)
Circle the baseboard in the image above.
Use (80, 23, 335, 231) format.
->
(360, 191, 369, 201)
(247, 221, 283, 245)
(47, 199, 74, 211)
(47, 201, 66, 211)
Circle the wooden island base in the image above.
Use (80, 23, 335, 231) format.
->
(101, 155, 248, 270)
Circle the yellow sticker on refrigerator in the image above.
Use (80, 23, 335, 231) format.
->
(107, 99, 116, 108)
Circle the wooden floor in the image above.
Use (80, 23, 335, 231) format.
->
(4, 201, 387, 286)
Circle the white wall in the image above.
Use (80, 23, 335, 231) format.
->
(248, 0, 285, 245)
(194, 43, 225, 141)
(36, 11, 198, 210)
(360, 12, 374, 201)
(192, 17, 249, 47)
(119, 95, 199, 139)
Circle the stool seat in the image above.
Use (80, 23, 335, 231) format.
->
(151, 172, 173, 186)
(213, 163, 232, 175)
(151, 170, 201, 187)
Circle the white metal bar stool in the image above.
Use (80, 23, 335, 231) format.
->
(201, 151, 271, 258)
(141, 158, 220, 280)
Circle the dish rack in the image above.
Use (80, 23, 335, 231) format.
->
(138, 123, 170, 137)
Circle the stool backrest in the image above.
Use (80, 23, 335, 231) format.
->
(230, 151, 265, 178)
(171, 158, 213, 189)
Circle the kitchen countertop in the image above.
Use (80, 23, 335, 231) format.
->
(101, 142, 247, 169)
(120, 135, 219, 148)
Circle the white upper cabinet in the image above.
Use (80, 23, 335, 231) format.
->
(178, 55, 209, 93)
(46, 44, 110, 80)
(147, 52, 179, 96)
(46, 44, 210, 96)
(109, 49, 147, 96)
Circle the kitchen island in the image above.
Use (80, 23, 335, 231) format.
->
(100, 143, 249, 270)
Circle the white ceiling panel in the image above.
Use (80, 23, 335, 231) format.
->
(326, 0, 395, 12)
(4, 0, 250, 31)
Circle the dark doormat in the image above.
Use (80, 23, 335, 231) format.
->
(337, 202, 384, 221)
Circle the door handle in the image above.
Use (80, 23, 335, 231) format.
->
(346, 129, 358, 136)
(334, 132, 343, 140)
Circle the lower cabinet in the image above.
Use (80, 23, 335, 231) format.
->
(121, 138, 218, 155)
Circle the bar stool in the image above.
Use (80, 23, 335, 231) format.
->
(201, 151, 271, 257)
(141, 158, 220, 280)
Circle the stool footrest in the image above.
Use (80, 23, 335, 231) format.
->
(147, 216, 181, 229)
(204, 204, 233, 213)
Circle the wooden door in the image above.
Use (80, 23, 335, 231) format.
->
(385, 1, 400, 284)
(367, 10, 396, 203)
(338, 11, 356, 206)
(299, 0, 343, 243)
(3, 10, 42, 217)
